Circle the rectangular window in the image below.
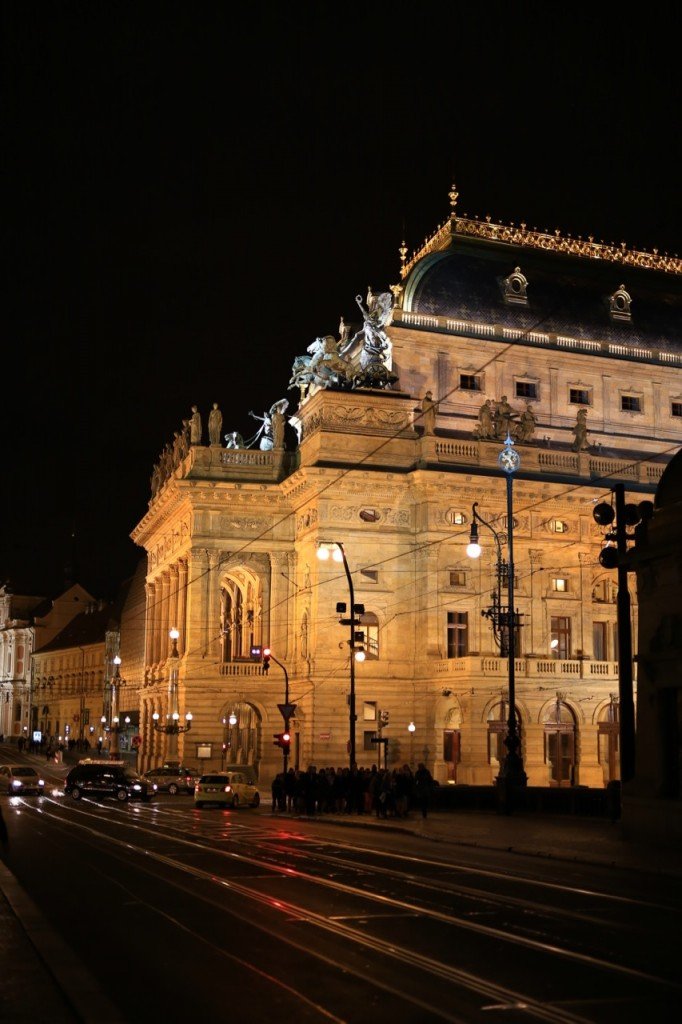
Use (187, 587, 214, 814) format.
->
(459, 373, 482, 391)
(621, 395, 641, 412)
(593, 621, 608, 661)
(449, 570, 466, 587)
(515, 381, 538, 400)
(447, 611, 468, 658)
(361, 568, 379, 583)
(672, 402, 682, 418)
(363, 730, 378, 752)
(552, 578, 568, 592)
(569, 388, 591, 406)
(363, 701, 377, 721)
(551, 616, 571, 659)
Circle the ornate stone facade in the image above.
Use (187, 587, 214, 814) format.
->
(130, 189, 681, 791)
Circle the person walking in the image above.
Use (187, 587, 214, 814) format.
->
(414, 762, 434, 819)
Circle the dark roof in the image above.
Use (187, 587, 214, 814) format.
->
(38, 604, 117, 653)
(406, 235, 682, 352)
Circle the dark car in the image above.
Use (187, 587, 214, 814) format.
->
(0, 765, 45, 795)
(64, 760, 156, 803)
(142, 764, 199, 795)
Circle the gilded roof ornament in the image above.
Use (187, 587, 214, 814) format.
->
(400, 195, 681, 279)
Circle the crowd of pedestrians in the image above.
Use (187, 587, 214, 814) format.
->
(270, 762, 435, 819)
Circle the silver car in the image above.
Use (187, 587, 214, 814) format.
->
(142, 764, 199, 795)
(0, 765, 45, 795)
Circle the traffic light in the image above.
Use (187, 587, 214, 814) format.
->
(273, 731, 291, 752)
(262, 647, 271, 673)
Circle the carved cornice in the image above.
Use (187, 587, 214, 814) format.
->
(401, 208, 681, 279)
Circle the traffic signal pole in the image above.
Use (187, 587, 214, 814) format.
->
(268, 651, 294, 774)
(614, 484, 636, 784)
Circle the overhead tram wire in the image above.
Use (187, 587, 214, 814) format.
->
(120, 228, 680, 652)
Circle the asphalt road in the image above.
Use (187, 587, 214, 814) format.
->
(2, 770, 681, 1024)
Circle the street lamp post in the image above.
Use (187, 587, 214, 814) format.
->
(152, 628, 192, 764)
(109, 657, 122, 758)
(467, 434, 527, 801)
(317, 542, 364, 770)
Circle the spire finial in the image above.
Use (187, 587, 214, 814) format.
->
(449, 182, 459, 213)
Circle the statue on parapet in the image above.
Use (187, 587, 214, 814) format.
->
(571, 407, 590, 451)
(289, 335, 352, 397)
(341, 290, 398, 390)
(248, 398, 290, 450)
(224, 431, 245, 449)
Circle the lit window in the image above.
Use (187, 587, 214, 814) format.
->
(552, 578, 568, 592)
(445, 510, 467, 525)
(621, 395, 641, 412)
(548, 519, 568, 534)
(447, 612, 468, 658)
(358, 612, 379, 659)
(569, 388, 591, 406)
(449, 570, 467, 587)
(363, 701, 377, 722)
(459, 373, 482, 392)
(515, 381, 538, 400)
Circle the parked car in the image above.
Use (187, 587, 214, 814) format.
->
(64, 760, 156, 803)
(194, 771, 260, 809)
(143, 764, 199, 795)
(0, 765, 45, 795)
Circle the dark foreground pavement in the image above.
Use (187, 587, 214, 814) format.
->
(1, 749, 680, 1022)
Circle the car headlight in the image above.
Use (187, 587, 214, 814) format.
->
(11, 780, 22, 788)
(152, 784, 158, 791)
(38, 779, 45, 786)
(132, 784, 142, 791)
(223, 785, 232, 793)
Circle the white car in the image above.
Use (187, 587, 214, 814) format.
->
(194, 771, 260, 809)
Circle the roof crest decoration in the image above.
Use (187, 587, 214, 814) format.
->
(400, 183, 681, 278)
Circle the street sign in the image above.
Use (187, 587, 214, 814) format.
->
(278, 702, 297, 720)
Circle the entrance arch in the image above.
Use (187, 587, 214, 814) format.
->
(597, 696, 620, 784)
(487, 698, 523, 778)
(543, 699, 577, 787)
(219, 701, 262, 776)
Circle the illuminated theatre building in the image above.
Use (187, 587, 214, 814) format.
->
(132, 188, 681, 788)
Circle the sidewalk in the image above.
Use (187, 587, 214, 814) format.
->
(266, 801, 682, 878)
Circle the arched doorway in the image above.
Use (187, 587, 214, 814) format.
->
(442, 703, 462, 782)
(487, 698, 522, 779)
(543, 699, 577, 787)
(598, 696, 620, 784)
(220, 702, 262, 777)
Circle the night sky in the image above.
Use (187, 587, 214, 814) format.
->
(3, 2, 679, 600)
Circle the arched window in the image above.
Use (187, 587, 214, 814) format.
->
(487, 699, 522, 771)
(543, 700, 576, 787)
(220, 569, 263, 662)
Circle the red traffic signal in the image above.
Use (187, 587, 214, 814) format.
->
(273, 731, 290, 751)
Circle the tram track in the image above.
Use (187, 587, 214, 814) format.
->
(11, 795, 680, 1023)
